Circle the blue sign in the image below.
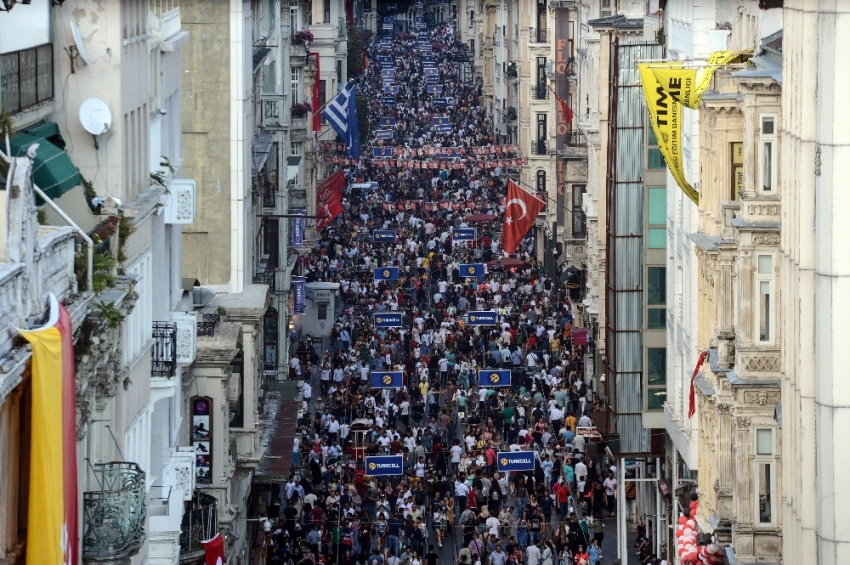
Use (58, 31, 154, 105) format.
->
(366, 455, 404, 476)
(380, 117, 397, 127)
(373, 147, 394, 158)
(374, 313, 403, 328)
(497, 451, 536, 472)
(381, 69, 396, 79)
(421, 55, 434, 62)
(426, 85, 443, 94)
(478, 370, 511, 388)
(426, 76, 439, 83)
(374, 266, 400, 281)
(377, 55, 393, 64)
(452, 228, 476, 241)
(434, 124, 453, 134)
(460, 263, 486, 278)
(292, 209, 306, 247)
(293, 277, 306, 315)
(424, 68, 439, 77)
(383, 16, 395, 22)
(382, 96, 396, 105)
(373, 230, 397, 242)
(371, 371, 404, 388)
(374, 129, 394, 139)
(383, 85, 400, 95)
(434, 97, 448, 107)
(466, 311, 497, 326)
(432, 115, 450, 125)
(382, 24, 393, 30)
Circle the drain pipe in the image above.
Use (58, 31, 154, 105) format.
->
(31, 184, 94, 293)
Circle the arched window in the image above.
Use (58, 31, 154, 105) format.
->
(536, 170, 547, 193)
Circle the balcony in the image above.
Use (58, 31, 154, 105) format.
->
(256, 269, 276, 291)
(290, 187, 308, 209)
(151, 322, 178, 378)
(531, 83, 549, 101)
(565, 58, 576, 77)
(197, 313, 220, 337)
(179, 492, 218, 558)
(83, 463, 147, 564)
(529, 27, 549, 44)
(1, 43, 54, 115)
(532, 140, 549, 156)
(572, 209, 587, 238)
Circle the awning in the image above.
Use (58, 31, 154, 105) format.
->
(252, 131, 278, 173)
(9, 128, 80, 203)
(286, 155, 302, 182)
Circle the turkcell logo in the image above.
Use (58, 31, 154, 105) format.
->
(366, 455, 404, 476)
(374, 266, 400, 281)
(371, 371, 404, 388)
(459, 263, 485, 278)
(374, 313, 403, 328)
(466, 311, 497, 326)
(478, 370, 511, 388)
(497, 451, 535, 472)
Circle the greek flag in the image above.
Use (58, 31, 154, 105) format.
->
(321, 83, 361, 162)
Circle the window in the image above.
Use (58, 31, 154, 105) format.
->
(536, 113, 547, 154)
(755, 428, 775, 524)
(337, 60, 343, 86)
(648, 229, 666, 248)
(124, 252, 153, 366)
(536, 170, 547, 192)
(318, 303, 328, 320)
(572, 185, 586, 238)
(648, 266, 666, 329)
(290, 67, 300, 104)
(319, 80, 327, 123)
(760, 115, 777, 192)
(323, 0, 331, 23)
(1, 43, 55, 115)
(290, 6, 298, 36)
(756, 255, 774, 343)
(731, 142, 744, 199)
(647, 186, 666, 249)
(647, 348, 666, 410)
(601, 0, 612, 17)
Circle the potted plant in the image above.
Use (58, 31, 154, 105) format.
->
(293, 29, 314, 45)
(507, 107, 518, 121)
(291, 102, 312, 117)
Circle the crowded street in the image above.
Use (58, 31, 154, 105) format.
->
(268, 18, 621, 565)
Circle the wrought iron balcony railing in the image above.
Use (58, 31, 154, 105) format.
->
(531, 83, 549, 100)
(197, 313, 220, 337)
(2, 43, 54, 115)
(179, 492, 218, 555)
(529, 27, 549, 43)
(532, 140, 549, 156)
(83, 462, 146, 563)
(566, 130, 586, 147)
(151, 321, 177, 378)
(572, 209, 587, 238)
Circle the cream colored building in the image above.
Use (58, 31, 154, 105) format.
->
(780, 1, 850, 563)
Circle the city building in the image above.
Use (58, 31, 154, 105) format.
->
(1, 1, 198, 565)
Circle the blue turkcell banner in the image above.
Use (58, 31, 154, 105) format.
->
(426, 76, 439, 83)
(460, 263, 486, 278)
(293, 277, 306, 314)
(366, 455, 405, 476)
(466, 311, 497, 326)
(434, 124, 453, 133)
(497, 451, 536, 472)
(432, 115, 450, 125)
(383, 16, 395, 22)
(380, 117, 397, 127)
(382, 96, 396, 105)
(374, 266, 400, 281)
(424, 68, 439, 77)
(377, 55, 393, 64)
(433, 97, 448, 107)
(374, 129, 394, 139)
(381, 69, 396, 79)
(373, 230, 397, 243)
(452, 228, 476, 241)
(383, 85, 400, 94)
(478, 370, 511, 388)
(373, 147, 394, 158)
(291, 210, 306, 247)
(371, 371, 404, 388)
(421, 55, 434, 62)
(374, 313, 403, 328)
(426, 85, 443, 94)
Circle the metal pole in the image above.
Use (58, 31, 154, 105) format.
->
(618, 456, 627, 565)
(656, 457, 663, 558)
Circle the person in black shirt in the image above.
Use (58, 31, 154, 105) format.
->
(424, 545, 440, 565)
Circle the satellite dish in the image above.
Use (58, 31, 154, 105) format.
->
(79, 99, 112, 149)
(69, 20, 89, 66)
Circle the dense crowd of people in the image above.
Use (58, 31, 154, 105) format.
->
(252, 16, 660, 565)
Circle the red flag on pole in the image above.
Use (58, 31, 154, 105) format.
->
(311, 53, 321, 132)
(201, 533, 225, 565)
(546, 84, 574, 125)
(688, 350, 709, 419)
(501, 179, 545, 255)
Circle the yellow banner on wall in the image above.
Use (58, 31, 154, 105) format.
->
(650, 50, 752, 109)
(638, 63, 700, 205)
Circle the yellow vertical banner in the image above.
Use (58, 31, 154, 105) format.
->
(650, 51, 752, 109)
(638, 63, 700, 205)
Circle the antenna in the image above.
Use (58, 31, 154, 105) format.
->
(66, 20, 89, 73)
(79, 99, 112, 150)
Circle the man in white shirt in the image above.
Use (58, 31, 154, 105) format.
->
(579, 413, 594, 428)
(525, 541, 542, 565)
(450, 442, 463, 473)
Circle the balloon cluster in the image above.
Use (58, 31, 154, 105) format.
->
(675, 495, 725, 565)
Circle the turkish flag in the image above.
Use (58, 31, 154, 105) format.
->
(502, 180, 545, 255)
(688, 350, 709, 419)
(201, 533, 225, 565)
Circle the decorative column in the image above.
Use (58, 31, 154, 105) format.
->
(734, 414, 753, 526)
(716, 403, 734, 526)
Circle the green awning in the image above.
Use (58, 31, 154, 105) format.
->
(9, 130, 81, 203)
